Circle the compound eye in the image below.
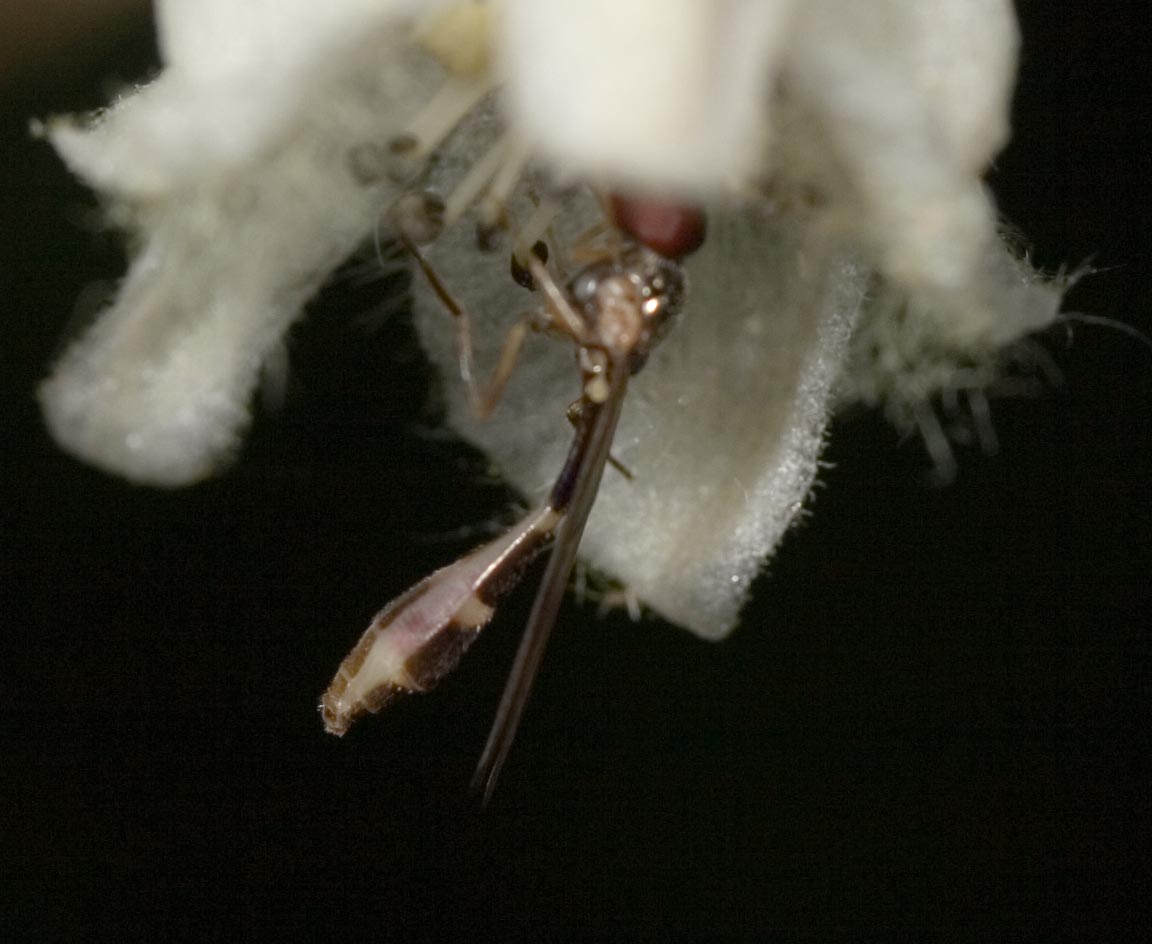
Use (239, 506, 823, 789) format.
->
(609, 194, 706, 259)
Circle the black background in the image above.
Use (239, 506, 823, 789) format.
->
(3, 2, 1149, 941)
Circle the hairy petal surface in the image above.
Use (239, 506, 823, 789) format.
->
(501, 0, 795, 193)
(781, 0, 1018, 297)
(40, 18, 441, 485)
(410, 0, 1054, 636)
(37, 0, 1061, 635)
(414, 180, 864, 637)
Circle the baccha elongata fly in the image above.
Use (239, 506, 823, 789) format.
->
(321, 192, 706, 801)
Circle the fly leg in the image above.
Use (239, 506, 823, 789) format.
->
(566, 400, 633, 480)
(392, 192, 552, 421)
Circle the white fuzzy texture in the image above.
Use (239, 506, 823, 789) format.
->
(46, 0, 439, 201)
(414, 189, 864, 637)
(503, 1, 1015, 199)
(40, 13, 442, 486)
(37, 2, 1060, 634)
(840, 234, 1063, 425)
(501, 0, 795, 192)
(410, 0, 1056, 637)
(780, 0, 1018, 299)
(155, 0, 426, 77)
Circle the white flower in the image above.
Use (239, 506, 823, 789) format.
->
(39, 0, 444, 486)
(37, 0, 1061, 637)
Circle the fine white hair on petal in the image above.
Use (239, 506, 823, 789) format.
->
(46, 0, 449, 200)
(40, 30, 443, 486)
(781, 0, 1020, 297)
(839, 232, 1064, 424)
(413, 173, 865, 637)
(500, 0, 796, 193)
(45, 74, 300, 200)
(154, 0, 434, 78)
(37, 0, 1061, 637)
(582, 215, 863, 637)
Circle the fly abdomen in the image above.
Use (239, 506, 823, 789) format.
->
(321, 506, 560, 736)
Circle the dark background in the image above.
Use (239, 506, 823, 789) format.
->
(3, 2, 1149, 941)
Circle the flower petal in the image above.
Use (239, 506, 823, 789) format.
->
(40, 23, 441, 485)
(500, 0, 796, 192)
(47, 0, 440, 199)
(414, 185, 865, 637)
(781, 0, 1019, 296)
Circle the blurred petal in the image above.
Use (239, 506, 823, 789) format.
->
(40, 22, 441, 485)
(413, 0, 1058, 636)
(37, 0, 1062, 635)
(48, 0, 439, 199)
(780, 0, 1019, 296)
(501, 0, 795, 192)
(413, 157, 865, 635)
